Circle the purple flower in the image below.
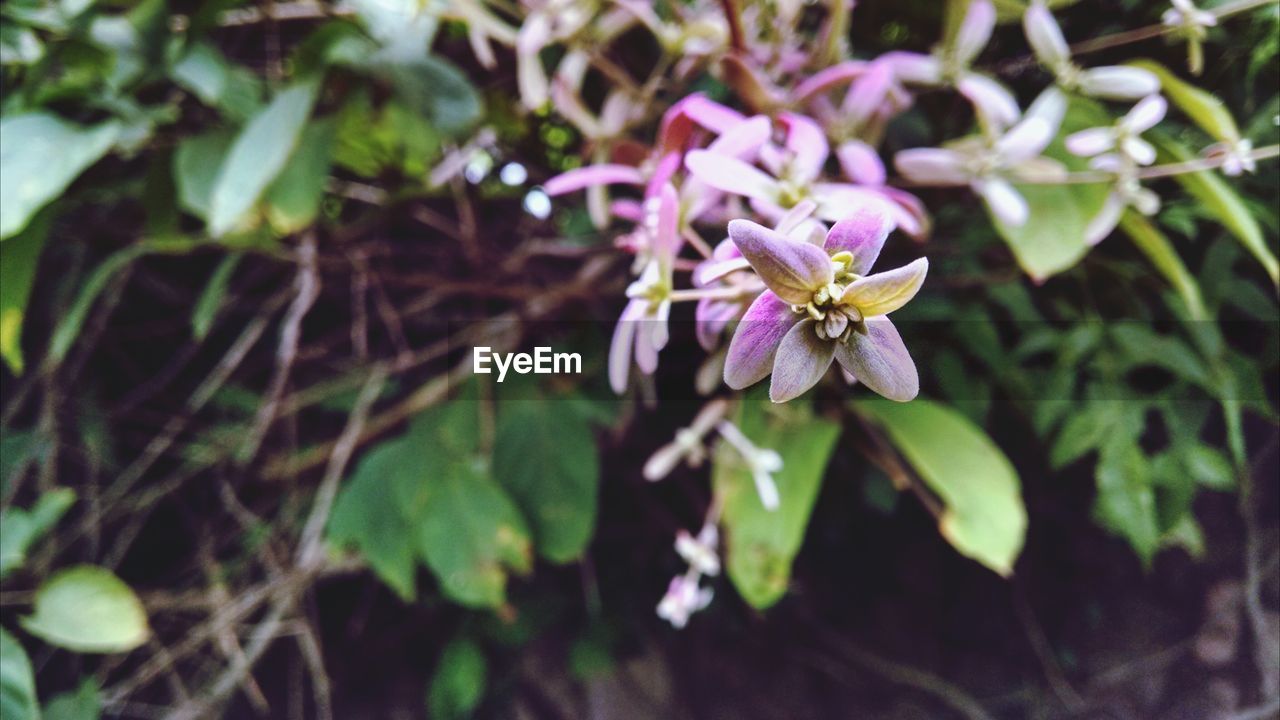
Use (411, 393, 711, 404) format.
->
(608, 183, 682, 394)
(1023, 2, 1160, 100)
(722, 207, 927, 403)
(685, 112, 903, 226)
(895, 88, 1067, 226)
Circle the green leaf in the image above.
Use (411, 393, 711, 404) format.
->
(1093, 441, 1159, 565)
(987, 96, 1113, 281)
(43, 678, 100, 720)
(0, 628, 38, 720)
(1117, 212, 1208, 321)
(715, 394, 840, 609)
(378, 55, 481, 137)
(0, 113, 120, 240)
(327, 439, 421, 601)
(47, 245, 147, 365)
(20, 565, 149, 653)
(191, 252, 241, 341)
(855, 399, 1027, 576)
(329, 395, 533, 608)
(1108, 323, 1212, 389)
(0, 488, 76, 579)
(208, 80, 319, 237)
(427, 638, 486, 720)
(1128, 59, 1241, 143)
(1151, 134, 1278, 286)
(171, 42, 263, 122)
(0, 208, 51, 373)
(264, 119, 334, 235)
(493, 387, 599, 564)
(174, 130, 235, 221)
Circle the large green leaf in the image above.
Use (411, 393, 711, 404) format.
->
(493, 385, 599, 564)
(174, 129, 235, 221)
(988, 97, 1113, 281)
(329, 395, 533, 608)
(0, 113, 120, 240)
(208, 80, 319, 237)
(0, 488, 76, 579)
(854, 399, 1027, 576)
(0, 209, 51, 373)
(1094, 441, 1159, 565)
(715, 393, 840, 609)
(20, 565, 149, 653)
(328, 438, 422, 601)
(42, 678, 100, 720)
(0, 628, 37, 720)
(170, 42, 263, 122)
(264, 119, 335, 235)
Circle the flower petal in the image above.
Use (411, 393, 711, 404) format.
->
(837, 140, 887, 186)
(894, 148, 971, 185)
(1064, 127, 1115, 157)
(1084, 192, 1125, 246)
(1023, 3, 1070, 69)
(685, 151, 778, 203)
(609, 299, 645, 393)
(728, 219, 834, 304)
(544, 164, 645, 195)
(880, 51, 944, 85)
(1124, 94, 1167, 132)
(840, 257, 928, 317)
(835, 317, 918, 401)
(957, 74, 1020, 130)
(842, 61, 893, 128)
(953, 0, 995, 67)
(1077, 66, 1160, 100)
(724, 291, 800, 389)
(769, 320, 836, 403)
(707, 115, 772, 160)
(998, 117, 1054, 162)
(792, 60, 867, 102)
(823, 204, 893, 274)
(976, 177, 1029, 226)
(1121, 136, 1156, 166)
(781, 113, 830, 183)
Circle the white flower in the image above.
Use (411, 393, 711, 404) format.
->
(1203, 138, 1256, 176)
(1023, 3, 1160, 100)
(1084, 154, 1161, 245)
(657, 575, 713, 629)
(716, 420, 784, 510)
(675, 525, 721, 577)
(1163, 0, 1217, 34)
(1066, 95, 1167, 166)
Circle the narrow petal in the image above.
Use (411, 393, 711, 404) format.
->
(953, 0, 996, 67)
(781, 113, 830, 183)
(976, 177, 1029, 226)
(516, 14, 552, 109)
(1077, 66, 1160, 100)
(1121, 136, 1156, 166)
(834, 317, 919, 402)
(684, 151, 779, 203)
(842, 61, 893, 128)
(728, 219, 834, 304)
(1124, 94, 1167, 132)
(707, 115, 772, 160)
(1064, 127, 1115, 157)
(678, 94, 747, 135)
(695, 257, 752, 286)
(997, 117, 1054, 162)
(894, 148, 972, 185)
(609, 299, 644, 393)
(792, 60, 867, 102)
(957, 74, 1020, 130)
(1023, 86, 1068, 134)
(1023, 3, 1071, 69)
(724, 291, 800, 389)
(544, 164, 645, 195)
(769, 320, 836, 402)
(837, 140, 887, 186)
(840, 257, 929, 317)
(1085, 192, 1126, 245)
(650, 182, 682, 261)
(824, 205, 893, 274)
(811, 184, 895, 226)
(880, 187, 932, 240)
(880, 51, 944, 85)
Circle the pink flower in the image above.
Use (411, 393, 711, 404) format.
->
(722, 207, 927, 403)
(836, 140, 931, 240)
(608, 184, 682, 394)
(685, 112, 900, 225)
